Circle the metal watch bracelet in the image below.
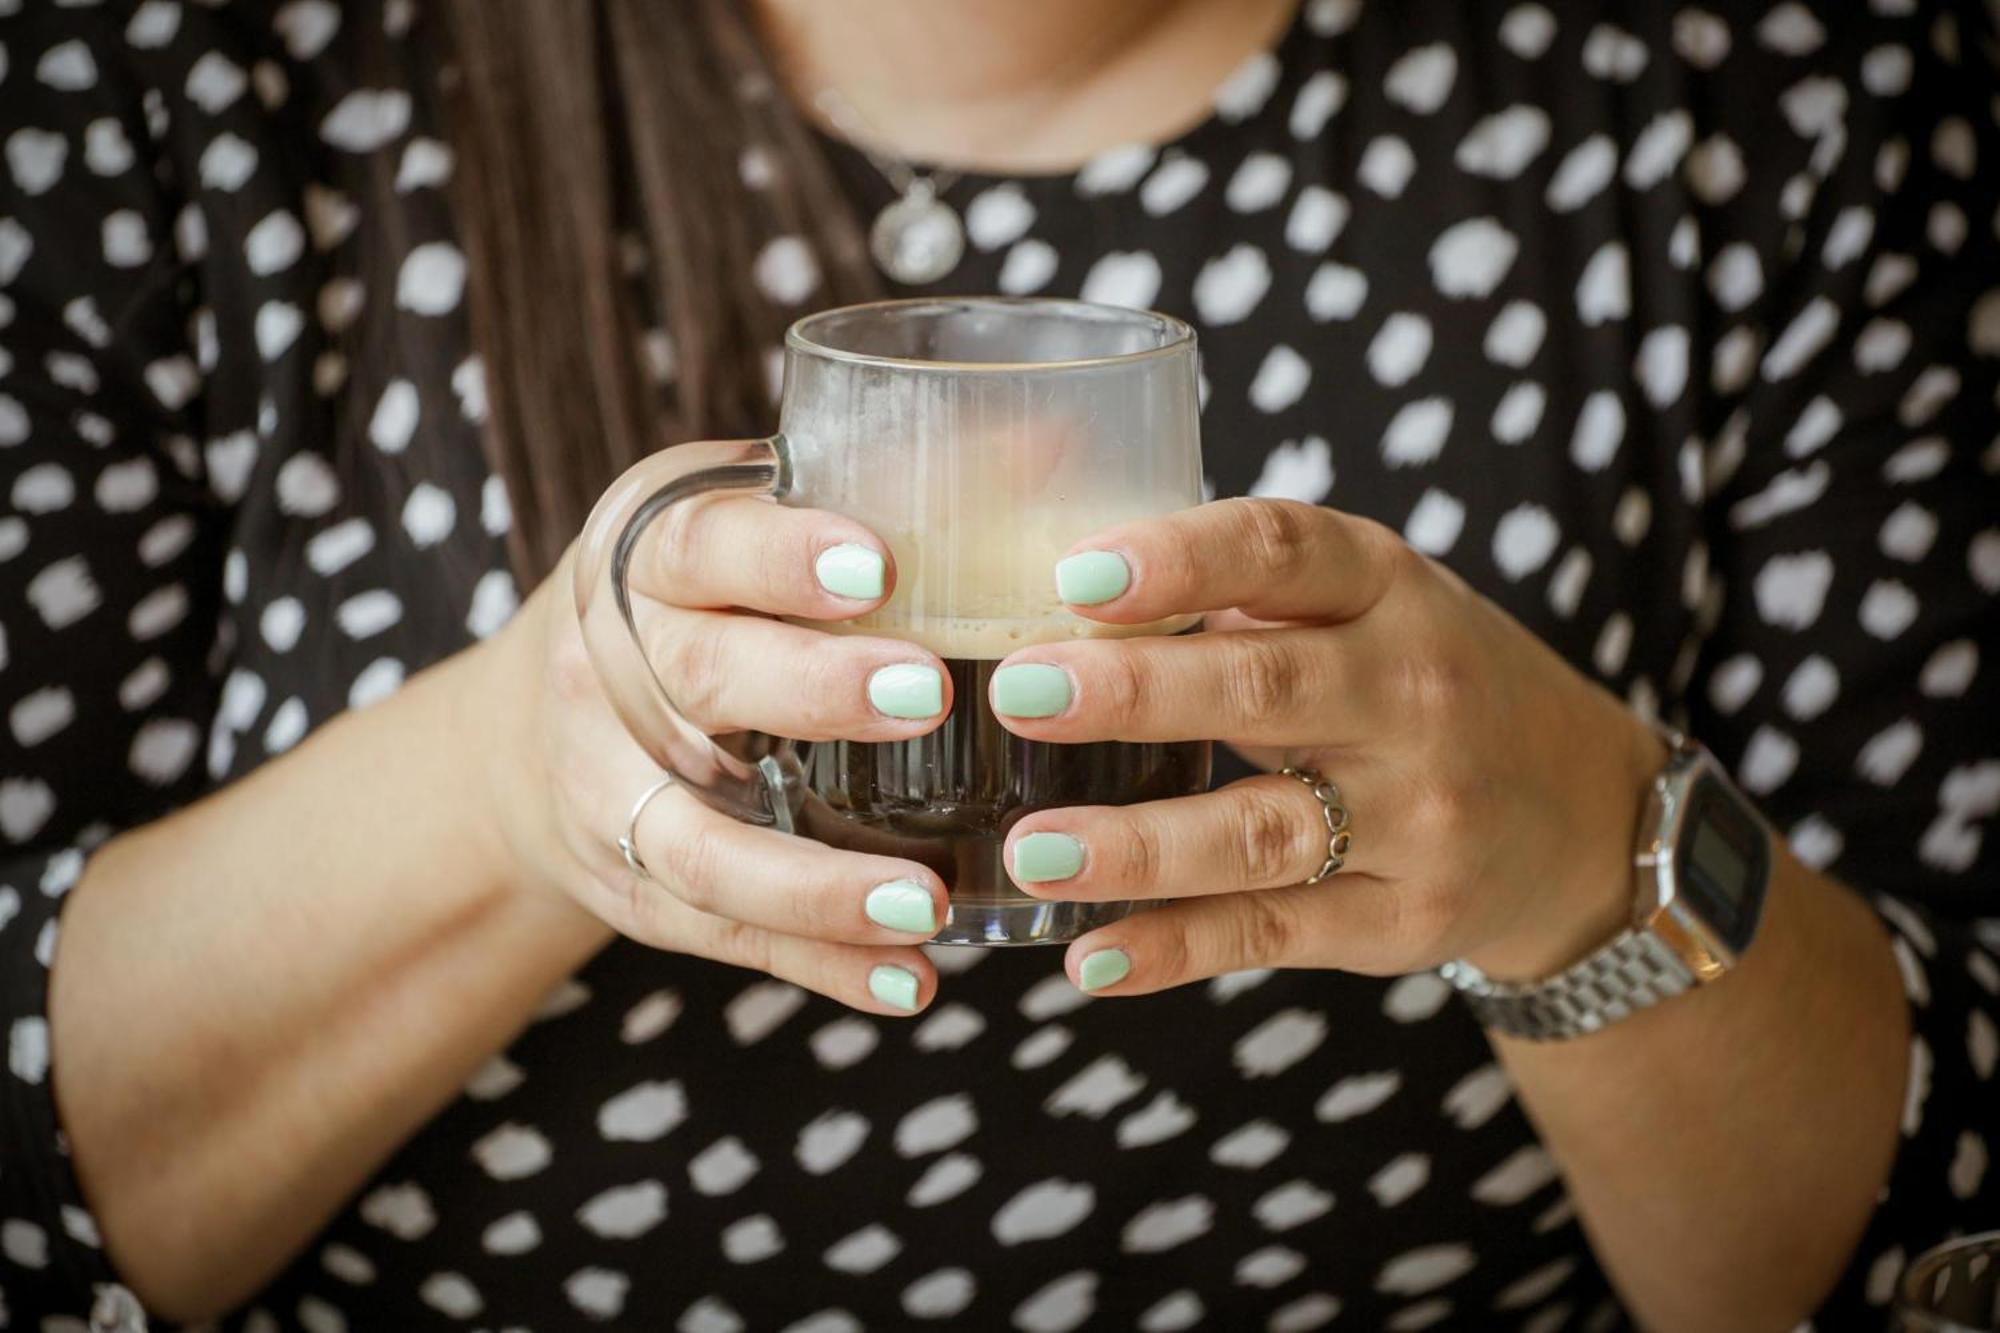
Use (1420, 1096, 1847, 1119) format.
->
(1437, 931, 1696, 1041)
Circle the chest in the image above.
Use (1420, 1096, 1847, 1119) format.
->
(200, 18, 1728, 787)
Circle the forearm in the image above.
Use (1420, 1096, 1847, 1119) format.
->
(48, 642, 611, 1320)
(1495, 850, 1908, 1331)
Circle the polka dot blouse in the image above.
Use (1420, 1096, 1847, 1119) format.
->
(4, 1, 1997, 1328)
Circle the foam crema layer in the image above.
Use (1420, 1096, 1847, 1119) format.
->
(785, 514, 1201, 656)
(806, 610, 1201, 659)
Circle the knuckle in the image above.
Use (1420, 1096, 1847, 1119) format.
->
(1357, 513, 1411, 563)
(1146, 530, 1203, 603)
(770, 519, 823, 602)
(1151, 919, 1194, 984)
(1110, 814, 1164, 891)
(657, 623, 731, 727)
(1236, 499, 1315, 581)
(1228, 636, 1304, 729)
(712, 917, 775, 976)
(1399, 651, 1470, 719)
(794, 646, 865, 736)
(656, 825, 723, 912)
(1089, 645, 1148, 730)
(1235, 786, 1314, 886)
(624, 871, 679, 947)
(1227, 890, 1297, 966)
(651, 495, 715, 590)
(788, 870, 849, 940)
(1351, 514, 1426, 613)
(1359, 514, 1421, 580)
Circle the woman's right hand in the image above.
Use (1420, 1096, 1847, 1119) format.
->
(467, 461, 955, 1015)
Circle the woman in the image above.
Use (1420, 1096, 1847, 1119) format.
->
(2, 0, 1993, 1327)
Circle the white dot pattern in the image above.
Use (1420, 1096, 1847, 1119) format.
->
(0, 1, 1995, 1328)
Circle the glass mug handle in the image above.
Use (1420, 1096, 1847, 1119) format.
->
(572, 435, 801, 834)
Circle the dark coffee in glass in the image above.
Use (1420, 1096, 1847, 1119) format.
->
(800, 649, 1211, 944)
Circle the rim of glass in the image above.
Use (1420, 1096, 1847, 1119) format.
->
(785, 297, 1197, 373)
(1895, 1229, 2000, 1332)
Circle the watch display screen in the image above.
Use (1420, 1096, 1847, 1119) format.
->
(1674, 774, 1770, 955)
(1690, 819, 1749, 899)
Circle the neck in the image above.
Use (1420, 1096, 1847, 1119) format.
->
(755, 0, 1296, 172)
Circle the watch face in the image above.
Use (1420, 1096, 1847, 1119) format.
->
(1674, 772, 1770, 955)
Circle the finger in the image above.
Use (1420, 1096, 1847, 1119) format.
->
(1054, 497, 1404, 625)
(1002, 775, 1358, 900)
(988, 627, 1377, 746)
(628, 782, 952, 949)
(1057, 876, 1416, 997)
(642, 607, 951, 739)
(669, 906, 942, 1016)
(632, 493, 897, 619)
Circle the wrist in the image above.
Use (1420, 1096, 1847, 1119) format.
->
(393, 639, 529, 902)
(430, 587, 577, 917)
(1463, 704, 1668, 982)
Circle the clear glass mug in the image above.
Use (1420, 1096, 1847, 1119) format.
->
(575, 297, 1211, 945)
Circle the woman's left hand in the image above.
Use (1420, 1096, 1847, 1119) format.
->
(992, 497, 1669, 993)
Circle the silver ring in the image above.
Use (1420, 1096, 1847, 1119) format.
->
(617, 775, 677, 882)
(1280, 766, 1351, 883)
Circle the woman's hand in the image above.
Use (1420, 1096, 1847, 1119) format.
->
(988, 497, 1668, 992)
(473, 465, 956, 1015)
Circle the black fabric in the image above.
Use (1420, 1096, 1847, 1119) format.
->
(2, 1, 1996, 1328)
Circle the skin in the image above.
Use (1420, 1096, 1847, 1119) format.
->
(46, 3, 1906, 1326)
(759, 0, 1303, 173)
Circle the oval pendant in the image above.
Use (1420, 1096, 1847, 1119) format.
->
(869, 190, 966, 286)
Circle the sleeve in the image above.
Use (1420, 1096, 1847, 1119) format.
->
(1, 6, 228, 1322)
(1677, 3, 2000, 1318)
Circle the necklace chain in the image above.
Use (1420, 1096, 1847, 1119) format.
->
(810, 86, 968, 286)
(812, 88, 963, 202)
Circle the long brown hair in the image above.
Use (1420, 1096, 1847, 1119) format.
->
(415, 1, 878, 579)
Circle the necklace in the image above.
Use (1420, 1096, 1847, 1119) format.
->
(814, 88, 967, 286)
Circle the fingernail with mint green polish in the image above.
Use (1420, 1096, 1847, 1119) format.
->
(1013, 831, 1084, 883)
(815, 543, 885, 600)
(868, 963, 920, 1012)
(1055, 550, 1131, 605)
(1078, 947, 1132, 992)
(991, 663, 1072, 718)
(865, 879, 937, 935)
(868, 664, 943, 719)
